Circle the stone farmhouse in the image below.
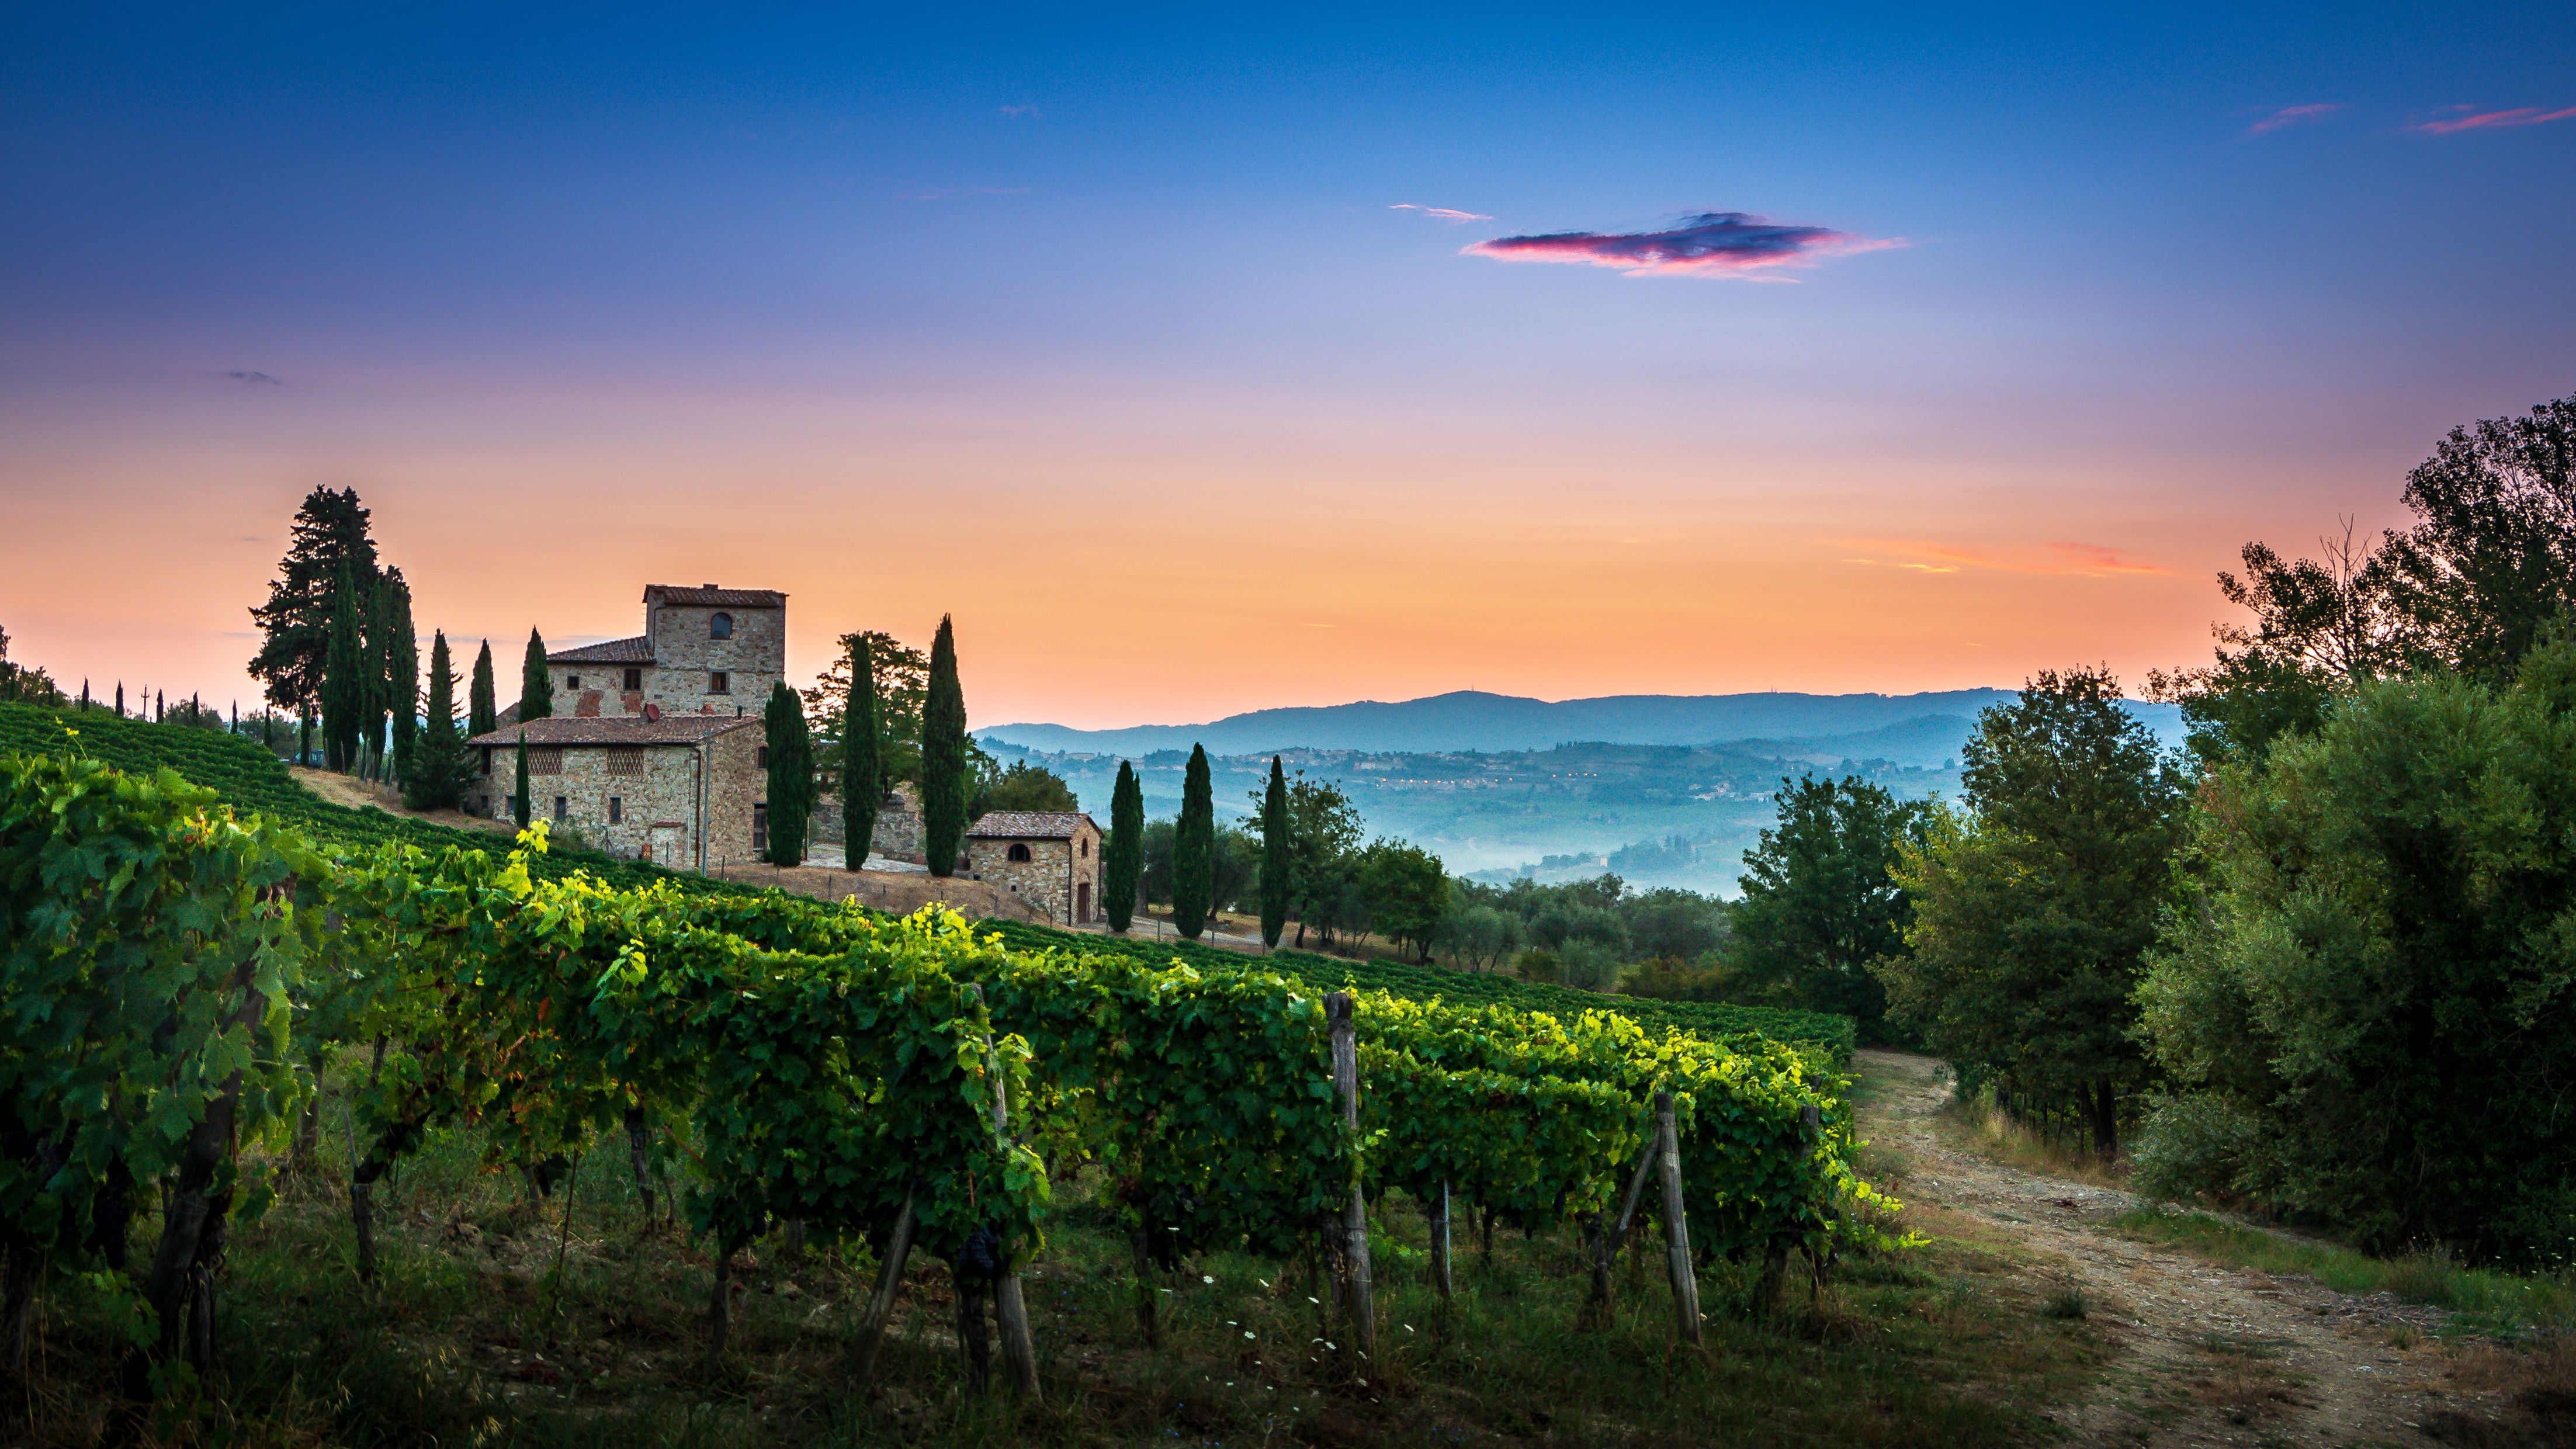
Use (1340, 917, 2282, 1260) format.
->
(466, 584, 788, 869)
(966, 811, 1105, 925)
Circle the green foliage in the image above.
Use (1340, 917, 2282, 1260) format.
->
(1171, 744, 1214, 938)
(1104, 760, 1142, 931)
(382, 571, 417, 772)
(511, 733, 530, 830)
(517, 629, 553, 722)
(1880, 669, 2185, 1155)
(2381, 393, 2576, 682)
(802, 629, 928, 786)
(761, 681, 815, 866)
(1732, 775, 1929, 1042)
(1361, 837, 1449, 962)
(467, 640, 496, 739)
(0, 625, 65, 707)
(1258, 756, 1289, 948)
(975, 758, 1078, 814)
(400, 631, 473, 811)
(248, 485, 377, 720)
(320, 563, 366, 771)
(840, 633, 880, 868)
(2137, 638, 2576, 1261)
(920, 616, 966, 877)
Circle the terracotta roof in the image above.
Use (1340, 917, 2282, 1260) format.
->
(643, 584, 787, 608)
(548, 635, 654, 664)
(968, 811, 1099, 840)
(466, 716, 759, 748)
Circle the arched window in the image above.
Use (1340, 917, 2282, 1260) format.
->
(1007, 843, 1032, 863)
(709, 612, 733, 640)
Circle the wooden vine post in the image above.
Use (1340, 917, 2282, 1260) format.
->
(1653, 1090, 1701, 1345)
(1324, 992, 1376, 1361)
(849, 1184, 916, 1383)
(1586, 1112, 1660, 1325)
(975, 987, 1045, 1401)
(1430, 1181, 1454, 1299)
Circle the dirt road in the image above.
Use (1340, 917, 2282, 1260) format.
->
(1858, 1049, 2538, 1447)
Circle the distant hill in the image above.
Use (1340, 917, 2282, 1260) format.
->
(979, 688, 2181, 758)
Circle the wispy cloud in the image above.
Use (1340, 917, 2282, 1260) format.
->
(223, 370, 283, 385)
(897, 186, 1031, 202)
(1464, 211, 1899, 280)
(2411, 103, 2576, 135)
(998, 105, 1039, 119)
(1841, 540, 2171, 578)
(2244, 102, 2340, 135)
(1391, 203, 1493, 223)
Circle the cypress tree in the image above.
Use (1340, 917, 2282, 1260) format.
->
(403, 630, 472, 810)
(385, 572, 418, 777)
(1105, 760, 1143, 933)
(1259, 755, 1291, 949)
(321, 562, 365, 770)
(78, 680, 89, 712)
(155, 691, 164, 723)
(920, 615, 967, 878)
(519, 629, 554, 721)
(762, 681, 816, 867)
(841, 634, 881, 871)
(359, 570, 390, 765)
(1173, 743, 1214, 940)
(512, 732, 531, 830)
(114, 682, 123, 717)
(469, 640, 498, 737)
(248, 486, 380, 748)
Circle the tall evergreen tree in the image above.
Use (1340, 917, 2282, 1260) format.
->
(114, 682, 123, 717)
(248, 486, 379, 731)
(78, 680, 89, 711)
(1258, 755, 1291, 949)
(1172, 744, 1215, 940)
(512, 732, 532, 830)
(841, 634, 882, 871)
(762, 682, 816, 867)
(358, 570, 391, 767)
(519, 629, 554, 722)
(321, 562, 366, 771)
(1105, 760, 1143, 932)
(384, 571, 418, 777)
(920, 615, 968, 878)
(403, 631, 473, 810)
(469, 640, 498, 737)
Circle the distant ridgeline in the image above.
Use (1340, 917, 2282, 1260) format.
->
(0, 701, 1853, 1060)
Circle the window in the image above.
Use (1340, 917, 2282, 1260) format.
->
(565, 674, 581, 690)
(606, 746, 645, 776)
(710, 612, 733, 640)
(756, 746, 769, 768)
(1080, 837, 1089, 858)
(623, 667, 642, 691)
(480, 747, 493, 777)
(1007, 842, 1032, 863)
(709, 671, 730, 695)
(608, 796, 623, 824)
(752, 803, 769, 854)
(553, 795, 568, 821)
(529, 747, 565, 775)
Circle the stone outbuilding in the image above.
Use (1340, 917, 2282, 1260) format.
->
(466, 713, 767, 870)
(965, 811, 1105, 925)
(545, 584, 788, 719)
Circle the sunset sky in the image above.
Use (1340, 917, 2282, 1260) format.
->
(5, 5, 2574, 729)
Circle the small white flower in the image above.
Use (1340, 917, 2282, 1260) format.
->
(1243, 1331, 1255, 1339)
(1203, 1274, 1215, 1284)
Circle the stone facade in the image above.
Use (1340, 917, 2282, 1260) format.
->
(548, 584, 787, 719)
(965, 811, 1104, 925)
(465, 715, 766, 868)
(811, 781, 927, 864)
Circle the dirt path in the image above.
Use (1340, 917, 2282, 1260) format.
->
(1857, 1049, 2505, 1447)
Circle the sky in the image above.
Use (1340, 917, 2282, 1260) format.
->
(4, 4, 2574, 729)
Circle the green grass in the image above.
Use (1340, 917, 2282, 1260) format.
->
(2107, 1207, 2576, 1339)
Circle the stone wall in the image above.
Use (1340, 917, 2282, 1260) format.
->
(461, 720, 765, 868)
(963, 819, 1103, 924)
(814, 782, 927, 862)
(646, 602, 785, 716)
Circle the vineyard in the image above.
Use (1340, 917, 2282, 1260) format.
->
(0, 740, 1962, 1444)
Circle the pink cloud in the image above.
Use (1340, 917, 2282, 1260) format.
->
(1464, 211, 1899, 279)
(2244, 102, 2340, 135)
(1391, 203, 1493, 223)
(2411, 103, 2576, 135)
(1841, 540, 2171, 578)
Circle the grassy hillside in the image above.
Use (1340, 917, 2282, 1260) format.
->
(4, 701, 1854, 1062)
